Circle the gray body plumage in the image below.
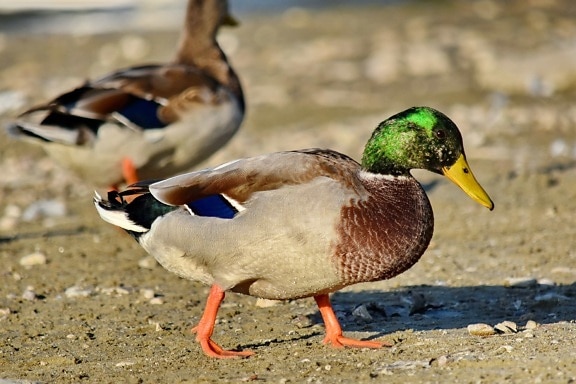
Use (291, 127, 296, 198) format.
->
(98, 150, 434, 300)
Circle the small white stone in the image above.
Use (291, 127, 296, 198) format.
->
(115, 361, 135, 367)
(65, 286, 93, 298)
(0, 215, 18, 231)
(22, 289, 37, 301)
(149, 297, 163, 305)
(19, 252, 47, 267)
(140, 288, 155, 300)
(550, 139, 569, 157)
(100, 286, 131, 296)
(537, 278, 555, 286)
(504, 277, 538, 288)
(255, 298, 282, 308)
(525, 320, 538, 330)
(0, 307, 11, 319)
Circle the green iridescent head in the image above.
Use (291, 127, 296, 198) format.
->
(362, 106, 463, 175)
(362, 106, 494, 210)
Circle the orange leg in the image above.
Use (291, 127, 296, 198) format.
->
(191, 285, 254, 358)
(314, 294, 392, 348)
(121, 157, 139, 186)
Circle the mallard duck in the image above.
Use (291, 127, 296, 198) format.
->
(95, 106, 494, 358)
(7, 0, 244, 190)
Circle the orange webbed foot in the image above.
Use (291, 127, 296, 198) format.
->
(192, 285, 254, 359)
(321, 334, 391, 349)
(314, 294, 392, 350)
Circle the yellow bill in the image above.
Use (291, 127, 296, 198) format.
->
(442, 154, 494, 210)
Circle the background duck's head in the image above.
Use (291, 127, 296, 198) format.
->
(362, 106, 494, 210)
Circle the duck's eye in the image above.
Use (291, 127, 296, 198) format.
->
(435, 129, 446, 139)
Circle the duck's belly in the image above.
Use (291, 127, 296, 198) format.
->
(141, 179, 348, 300)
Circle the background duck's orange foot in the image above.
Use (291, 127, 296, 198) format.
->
(122, 157, 139, 186)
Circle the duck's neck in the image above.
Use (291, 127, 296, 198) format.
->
(333, 172, 434, 284)
(174, 0, 239, 93)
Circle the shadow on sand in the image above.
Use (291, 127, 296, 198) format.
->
(327, 283, 575, 337)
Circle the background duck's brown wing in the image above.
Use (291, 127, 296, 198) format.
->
(9, 63, 225, 145)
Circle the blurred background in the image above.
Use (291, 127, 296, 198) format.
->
(2, 0, 576, 208)
(1, 0, 576, 264)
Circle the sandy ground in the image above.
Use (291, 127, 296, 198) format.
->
(1, 1, 576, 382)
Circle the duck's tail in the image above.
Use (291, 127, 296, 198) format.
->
(94, 187, 174, 237)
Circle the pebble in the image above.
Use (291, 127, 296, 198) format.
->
(525, 320, 538, 330)
(550, 139, 569, 157)
(140, 289, 155, 300)
(100, 286, 131, 296)
(148, 321, 162, 332)
(0, 204, 21, 231)
(494, 321, 518, 334)
(19, 251, 47, 267)
(504, 277, 538, 288)
(435, 355, 449, 366)
(467, 323, 496, 336)
(537, 278, 555, 286)
(352, 304, 373, 321)
(291, 314, 313, 329)
(22, 288, 37, 301)
(255, 298, 282, 308)
(149, 297, 163, 305)
(0, 307, 10, 320)
(115, 361, 135, 367)
(65, 286, 93, 298)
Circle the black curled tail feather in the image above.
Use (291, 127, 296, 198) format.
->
(95, 186, 176, 238)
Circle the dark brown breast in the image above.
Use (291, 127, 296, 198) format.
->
(333, 174, 434, 285)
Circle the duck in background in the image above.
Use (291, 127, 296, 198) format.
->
(95, 106, 494, 358)
(8, 0, 244, 190)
